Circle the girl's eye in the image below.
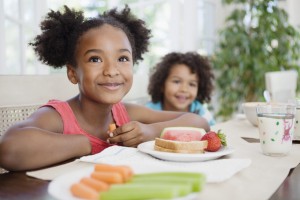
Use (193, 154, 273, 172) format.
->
(119, 56, 129, 62)
(89, 57, 101, 63)
(190, 82, 197, 87)
(172, 80, 180, 84)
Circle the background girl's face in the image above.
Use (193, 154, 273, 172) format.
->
(70, 24, 133, 104)
(162, 64, 198, 112)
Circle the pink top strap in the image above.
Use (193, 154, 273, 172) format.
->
(42, 100, 130, 154)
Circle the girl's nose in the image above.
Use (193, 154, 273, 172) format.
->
(179, 83, 188, 92)
(103, 61, 120, 77)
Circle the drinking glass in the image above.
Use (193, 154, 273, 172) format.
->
(256, 104, 296, 156)
(293, 99, 300, 140)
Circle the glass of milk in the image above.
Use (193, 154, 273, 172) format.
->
(293, 99, 300, 140)
(256, 104, 296, 156)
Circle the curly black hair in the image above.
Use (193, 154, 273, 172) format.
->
(148, 52, 214, 104)
(29, 5, 151, 68)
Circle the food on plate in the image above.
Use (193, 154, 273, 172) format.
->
(201, 130, 227, 152)
(132, 172, 206, 192)
(100, 184, 184, 199)
(154, 138, 208, 153)
(94, 164, 133, 182)
(91, 171, 124, 184)
(160, 127, 206, 141)
(80, 177, 109, 192)
(70, 164, 206, 200)
(70, 182, 99, 200)
(154, 127, 207, 153)
(154, 127, 227, 153)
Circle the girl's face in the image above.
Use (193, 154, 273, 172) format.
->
(68, 24, 133, 105)
(162, 64, 198, 112)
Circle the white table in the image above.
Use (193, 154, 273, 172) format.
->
(26, 117, 300, 200)
(197, 118, 300, 200)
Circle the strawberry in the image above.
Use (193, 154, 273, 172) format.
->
(201, 130, 227, 152)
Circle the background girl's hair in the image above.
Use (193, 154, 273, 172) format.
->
(29, 5, 151, 68)
(148, 52, 215, 103)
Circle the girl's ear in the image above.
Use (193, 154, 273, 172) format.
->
(67, 65, 78, 84)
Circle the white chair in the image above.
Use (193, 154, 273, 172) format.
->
(265, 70, 298, 103)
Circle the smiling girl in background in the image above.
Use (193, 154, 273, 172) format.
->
(0, 6, 210, 171)
(147, 52, 216, 126)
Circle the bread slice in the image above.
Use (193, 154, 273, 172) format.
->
(154, 138, 208, 154)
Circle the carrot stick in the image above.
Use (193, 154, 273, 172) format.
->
(70, 182, 99, 200)
(109, 123, 116, 132)
(113, 165, 133, 182)
(91, 171, 123, 184)
(80, 177, 110, 192)
(94, 164, 133, 182)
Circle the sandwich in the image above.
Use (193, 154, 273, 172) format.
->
(154, 127, 208, 154)
(154, 138, 208, 153)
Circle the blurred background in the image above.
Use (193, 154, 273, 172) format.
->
(0, 0, 299, 121)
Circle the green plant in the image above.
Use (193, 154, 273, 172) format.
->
(212, 0, 300, 120)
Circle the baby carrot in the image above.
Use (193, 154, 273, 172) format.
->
(91, 171, 123, 184)
(113, 165, 133, 182)
(70, 182, 99, 200)
(94, 164, 133, 182)
(109, 123, 116, 132)
(80, 177, 110, 192)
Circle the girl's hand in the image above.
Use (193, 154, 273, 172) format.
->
(107, 121, 155, 147)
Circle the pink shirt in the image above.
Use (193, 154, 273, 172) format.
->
(42, 100, 130, 154)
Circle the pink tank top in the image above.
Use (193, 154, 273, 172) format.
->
(42, 100, 130, 154)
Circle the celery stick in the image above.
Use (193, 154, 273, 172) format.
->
(130, 177, 193, 195)
(133, 172, 206, 192)
(100, 184, 179, 200)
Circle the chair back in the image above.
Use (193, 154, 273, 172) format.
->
(0, 104, 40, 137)
(265, 70, 298, 103)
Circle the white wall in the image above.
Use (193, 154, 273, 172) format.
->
(286, 0, 300, 28)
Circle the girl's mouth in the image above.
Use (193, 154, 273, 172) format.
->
(175, 95, 189, 103)
(99, 83, 123, 90)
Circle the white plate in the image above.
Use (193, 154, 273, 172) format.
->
(48, 166, 198, 200)
(48, 166, 94, 200)
(137, 141, 234, 162)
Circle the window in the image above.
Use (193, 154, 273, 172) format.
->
(0, 0, 216, 74)
(0, 0, 49, 74)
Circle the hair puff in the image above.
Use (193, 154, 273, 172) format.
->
(30, 6, 84, 68)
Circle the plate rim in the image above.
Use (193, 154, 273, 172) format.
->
(137, 140, 234, 162)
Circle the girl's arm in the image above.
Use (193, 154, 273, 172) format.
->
(107, 103, 210, 147)
(0, 107, 91, 171)
(126, 103, 210, 130)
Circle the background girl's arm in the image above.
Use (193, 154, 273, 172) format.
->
(126, 103, 210, 129)
(0, 107, 91, 171)
(107, 103, 210, 147)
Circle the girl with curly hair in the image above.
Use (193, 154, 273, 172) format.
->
(0, 6, 210, 171)
(147, 52, 215, 125)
